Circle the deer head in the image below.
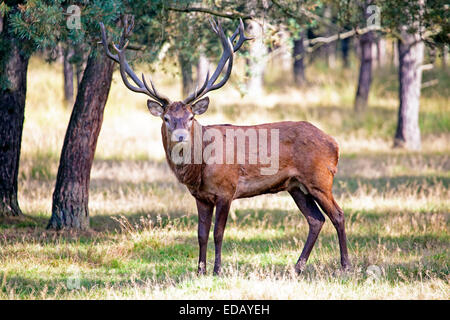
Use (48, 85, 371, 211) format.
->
(100, 16, 252, 146)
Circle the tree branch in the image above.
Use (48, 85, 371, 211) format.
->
(305, 25, 403, 53)
(271, 0, 338, 29)
(166, 5, 253, 20)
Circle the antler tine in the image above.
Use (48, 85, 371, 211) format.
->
(209, 37, 234, 91)
(99, 16, 170, 106)
(99, 22, 119, 63)
(183, 70, 210, 104)
(184, 18, 252, 105)
(113, 42, 151, 95)
(142, 74, 171, 105)
(232, 18, 254, 52)
(205, 21, 232, 87)
(209, 18, 220, 34)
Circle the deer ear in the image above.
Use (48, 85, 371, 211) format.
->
(191, 97, 209, 115)
(147, 100, 164, 117)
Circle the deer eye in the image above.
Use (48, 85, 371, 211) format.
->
(188, 115, 194, 121)
(164, 115, 170, 123)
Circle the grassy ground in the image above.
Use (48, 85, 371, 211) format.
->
(0, 55, 448, 299)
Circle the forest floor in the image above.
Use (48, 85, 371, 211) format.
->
(0, 57, 448, 299)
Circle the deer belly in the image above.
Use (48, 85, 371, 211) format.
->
(234, 170, 296, 199)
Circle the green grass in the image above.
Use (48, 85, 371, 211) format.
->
(0, 54, 449, 299)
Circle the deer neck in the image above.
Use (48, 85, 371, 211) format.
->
(161, 120, 203, 187)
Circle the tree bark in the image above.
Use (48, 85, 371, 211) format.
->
(63, 46, 74, 106)
(354, 29, 374, 112)
(0, 15, 29, 217)
(47, 47, 114, 230)
(393, 30, 424, 150)
(293, 31, 306, 86)
(179, 53, 195, 97)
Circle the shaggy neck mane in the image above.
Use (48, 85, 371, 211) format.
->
(161, 120, 203, 189)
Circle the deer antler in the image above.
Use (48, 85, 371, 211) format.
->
(183, 18, 253, 105)
(99, 15, 171, 106)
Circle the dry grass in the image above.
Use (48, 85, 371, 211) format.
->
(0, 55, 448, 299)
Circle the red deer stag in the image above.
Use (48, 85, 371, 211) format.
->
(100, 17, 350, 275)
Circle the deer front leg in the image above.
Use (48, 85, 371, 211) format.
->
(213, 198, 232, 275)
(196, 199, 214, 275)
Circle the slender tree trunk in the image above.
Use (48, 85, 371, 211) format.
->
(0, 15, 29, 217)
(392, 40, 399, 67)
(179, 53, 195, 97)
(197, 53, 209, 86)
(63, 46, 74, 106)
(47, 47, 114, 230)
(442, 45, 448, 69)
(324, 6, 336, 69)
(246, 19, 267, 96)
(354, 29, 374, 112)
(375, 37, 387, 68)
(278, 27, 292, 71)
(393, 30, 424, 150)
(293, 31, 306, 86)
(341, 37, 350, 68)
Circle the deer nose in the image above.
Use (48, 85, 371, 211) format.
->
(171, 129, 189, 143)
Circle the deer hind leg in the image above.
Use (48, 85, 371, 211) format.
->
(310, 189, 351, 270)
(289, 188, 325, 273)
(213, 198, 232, 275)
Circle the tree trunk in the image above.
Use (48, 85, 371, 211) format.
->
(341, 37, 350, 68)
(74, 46, 87, 92)
(197, 53, 209, 86)
(442, 45, 448, 69)
(76, 63, 84, 90)
(179, 53, 195, 97)
(374, 37, 387, 69)
(47, 47, 114, 230)
(392, 40, 399, 67)
(63, 46, 74, 106)
(293, 31, 306, 86)
(393, 31, 424, 150)
(246, 19, 267, 96)
(354, 30, 374, 112)
(324, 6, 337, 69)
(0, 16, 29, 217)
